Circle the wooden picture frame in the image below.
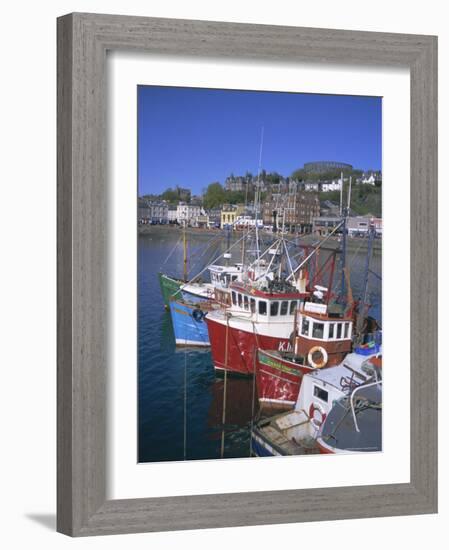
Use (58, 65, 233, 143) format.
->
(57, 12, 438, 536)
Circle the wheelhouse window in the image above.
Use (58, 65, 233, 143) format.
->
(336, 323, 342, 339)
(344, 322, 349, 338)
(259, 300, 267, 315)
(313, 385, 328, 403)
(231, 291, 237, 306)
(238, 293, 242, 307)
(312, 322, 325, 339)
(328, 323, 334, 338)
(290, 301, 297, 314)
(301, 318, 310, 336)
(270, 301, 279, 316)
(250, 298, 256, 313)
(243, 295, 249, 310)
(280, 301, 289, 315)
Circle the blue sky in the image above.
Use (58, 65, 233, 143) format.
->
(138, 86, 381, 196)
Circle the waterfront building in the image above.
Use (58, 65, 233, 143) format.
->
(225, 175, 254, 193)
(235, 215, 263, 228)
(138, 199, 168, 224)
(347, 216, 371, 236)
(167, 207, 178, 224)
(149, 202, 168, 224)
(312, 216, 343, 235)
(304, 181, 320, 192)
(320, 178, 343, 192)
(176, 202, 203, 225)
(220, 204, 245, 228)
(206, 208, 222, 228)
(262, 190, 320, 233)
(138, 199, 152, 223)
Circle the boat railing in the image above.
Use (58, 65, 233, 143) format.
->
(349, 380, 382, 433)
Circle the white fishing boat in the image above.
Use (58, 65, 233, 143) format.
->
(251, 351, 382, 456)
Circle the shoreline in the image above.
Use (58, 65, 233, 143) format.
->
(137, 224, 382, 251)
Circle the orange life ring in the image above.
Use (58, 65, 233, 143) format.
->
(309, 402, 327, 427)
(307, 346, 328, 368)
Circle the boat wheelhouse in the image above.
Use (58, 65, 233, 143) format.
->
(255, 300, 354, 411)
(180, 263, 244, 305)
(205, 274, 310, 375)
(317, 378, 382, 454)
(251, 352, 382, 457)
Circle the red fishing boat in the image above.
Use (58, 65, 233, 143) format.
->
(205, 271, 311, 375)
(255, 299, 355, 411)
(255, 219, 381, 411)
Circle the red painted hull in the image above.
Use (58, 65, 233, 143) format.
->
(255, 349, 315, 411)
(205, 317, 290, 376)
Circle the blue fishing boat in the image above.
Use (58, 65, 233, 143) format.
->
(169, 298, 212, 347)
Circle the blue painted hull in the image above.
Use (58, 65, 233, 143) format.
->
(169, 299, 210, 346)
(251, 427, 285, 457)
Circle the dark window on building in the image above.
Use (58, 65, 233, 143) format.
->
(280, 301, 289, 315)
(313, 386, 328, 403)
(259, 300, 267, 315)
(312, 322, 325, 339)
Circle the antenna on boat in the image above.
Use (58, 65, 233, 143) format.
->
(339, 171, 344, 216)
(254, 126, 264, 263)
(347, 175, 352, 211)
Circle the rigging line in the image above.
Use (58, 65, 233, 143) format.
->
(183, 349, 187, 461)
(221, 316, 230, 459)
(331, 237, 367, 295)
(161, 235, 182, 267)
(286, 220, 345, 281)
(187, 229, 256, 284)
(249, 351, 258, 458)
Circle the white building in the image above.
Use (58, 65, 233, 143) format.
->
(320, 178, 342, 192)
(304, 182, 319, 192)
(176, 202, 204, 225)
(235, 215, 263, 228)
(361, 174, 376, 185)
(167, 208, 178, 223)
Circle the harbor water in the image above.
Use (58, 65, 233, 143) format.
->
(138, 228, 382, 463)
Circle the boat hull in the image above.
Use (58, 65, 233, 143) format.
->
(158, 273, 183, 309)
(169, 299, 210, 347)
(251, 427, 285, 457)
(206, 316, 291, 376)
(256, 349, 315, 412)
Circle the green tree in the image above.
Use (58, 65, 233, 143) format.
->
(203, 182, 226, 209)
(161, 187, 179, 204)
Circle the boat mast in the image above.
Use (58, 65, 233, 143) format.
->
(183, 220, 188, 282)
(339, 172, 349, 299)
(355, 220, 376, 339)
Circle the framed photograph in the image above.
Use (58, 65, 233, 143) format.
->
(57, 13, 437, 536)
